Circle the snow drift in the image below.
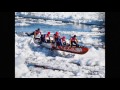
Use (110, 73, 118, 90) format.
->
(15, 34, 105, 78)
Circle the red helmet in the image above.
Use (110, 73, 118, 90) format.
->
(56, 32, 59, 35)
(47, 32, 50, 35)
(62, 36, 65, 39)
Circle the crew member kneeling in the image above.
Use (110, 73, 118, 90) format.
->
(41, 32, 51, 43)
(55, 36, 66, 48)
(70, 35, 79, 47)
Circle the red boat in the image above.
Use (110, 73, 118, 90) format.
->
(34, 39, 89, 54)
(52, 45, 89, 54)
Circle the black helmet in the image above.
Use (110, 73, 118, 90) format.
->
(37, 28, 40, 31)
(74, 35, 76, 37)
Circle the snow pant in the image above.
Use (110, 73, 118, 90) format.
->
(34, 38, 40, 41)
(54, 38, 59, 42)
(56, 41, 62, 46)
(41, 37, 50, 43)
(26, 32, 34, 36)
(71, 41, 79, 47)
(34, 38, 41, 44)
(62, 42, 66, 46)
(30, 32, 34, 35)
(41, 35, 45, 42)
(45, 40, 51, 43)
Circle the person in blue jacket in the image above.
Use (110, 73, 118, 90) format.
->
(55, 36, 66, 47)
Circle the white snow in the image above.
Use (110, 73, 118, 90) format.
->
(59, 31, 105, 36)
(15, 12, 105, 26)
(16, 12, 105, 21)
(91, 28, 100, 32)
(91, 27, 105, 33)
(15, 33, 105, 78)
(15, 23, 30, 26)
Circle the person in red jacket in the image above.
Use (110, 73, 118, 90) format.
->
(70, 35, 79, 47)
(26, 28, 41, 38)
(40, 32, 51, 43)
(53, 32, 60, 42)
(45, 32, 51, 42)
(61, 36, 66, 46)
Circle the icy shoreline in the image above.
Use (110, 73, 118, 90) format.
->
(15, 12, 105, 26)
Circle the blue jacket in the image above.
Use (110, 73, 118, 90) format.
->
(56, 37, 62, 46)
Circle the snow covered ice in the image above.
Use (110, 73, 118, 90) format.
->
(15, 12, 105, 78)
(15, 12, 105, 26)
